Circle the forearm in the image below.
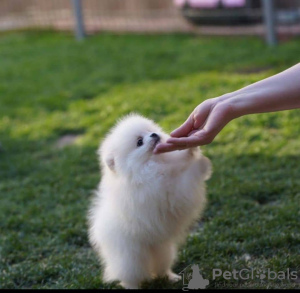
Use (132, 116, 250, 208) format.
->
(221, 63, 300, 118)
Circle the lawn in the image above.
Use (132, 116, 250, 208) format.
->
(0, 30, 299, 289)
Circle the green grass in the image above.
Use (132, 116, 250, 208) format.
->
(0, 30, 299, 289)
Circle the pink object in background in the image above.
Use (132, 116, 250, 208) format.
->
(174, 0, 246, 8)
(174, 0, 220, 8)
(222, 0, 246, 8)
(174, 0, 186, 7)
(188, 0, 220, 8)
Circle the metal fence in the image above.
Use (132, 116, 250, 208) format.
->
(0, 0, 300, 44)
(0, 0, 190, 33)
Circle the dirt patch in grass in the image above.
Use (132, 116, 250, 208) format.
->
(55, 134, 81, 149)
(235, 66, 273, 74)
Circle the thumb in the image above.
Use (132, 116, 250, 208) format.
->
(171, 100, 214, 137)
(170, 115, 194, 137)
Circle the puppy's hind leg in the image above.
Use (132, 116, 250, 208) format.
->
(119, 252, 153, 289)
(104, 244, 153, 289)
(150, 242, 181, 283)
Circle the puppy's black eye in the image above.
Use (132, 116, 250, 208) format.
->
(137, 137, 143, 147)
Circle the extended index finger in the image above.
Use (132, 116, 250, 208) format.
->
(153, 142, 185, 153)
(166, 135, 202, 146)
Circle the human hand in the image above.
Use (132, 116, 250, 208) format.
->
(154, 63, 300, 154)
(154, 96, 237, 153)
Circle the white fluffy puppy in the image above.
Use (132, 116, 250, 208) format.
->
(88, 114, 212, 289)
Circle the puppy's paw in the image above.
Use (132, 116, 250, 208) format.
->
(188, 147, 200, 158)
(167, 271, 182, 283)
(120, 281, 139, 289)
(199, 155, 212, 181)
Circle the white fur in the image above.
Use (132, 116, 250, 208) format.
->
(88, 114, 212, 289)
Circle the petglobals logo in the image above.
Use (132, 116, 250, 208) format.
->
(178, 265, 298, 290)
(212, 268, 298, 281)
(179, 264, 209, 291)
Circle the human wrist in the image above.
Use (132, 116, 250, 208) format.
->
(215, 92, 246, 120)
(224, 84, 270, 117)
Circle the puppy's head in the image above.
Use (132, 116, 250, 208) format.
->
(99, 114, 167, 176)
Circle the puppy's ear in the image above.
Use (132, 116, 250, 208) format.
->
(200, 156, 212, 181)
(105, 155, 115, 172)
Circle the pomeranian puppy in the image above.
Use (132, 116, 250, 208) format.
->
(88, 114, 212, 289)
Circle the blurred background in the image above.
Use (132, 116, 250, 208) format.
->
(1, 0, 300, 42)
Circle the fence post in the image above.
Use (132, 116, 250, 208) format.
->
(262, 0, 277, 46)
(72, 0, 85, 41)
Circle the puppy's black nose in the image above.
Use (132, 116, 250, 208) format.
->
(150, 133, 159, 138)
(150, 133, 160, 142)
